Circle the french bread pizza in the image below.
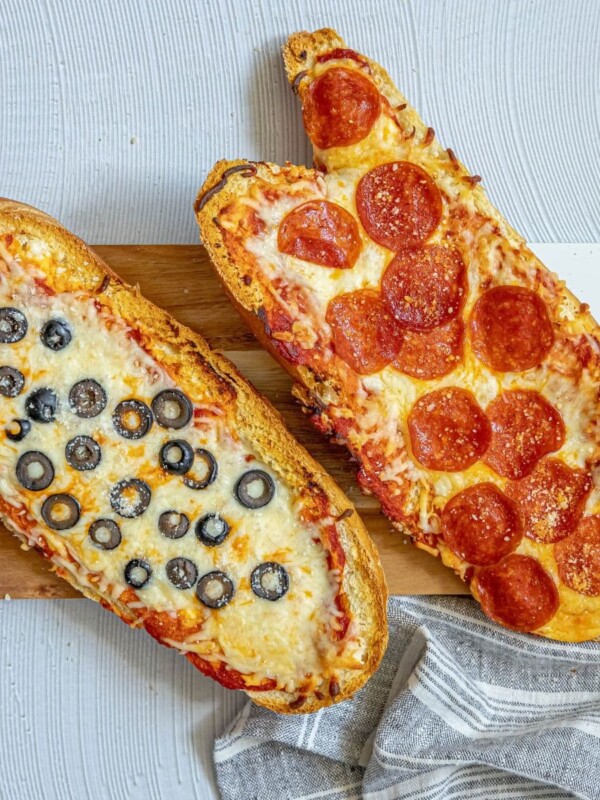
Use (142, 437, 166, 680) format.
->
(0, 198, 387, 712)
(196, 29, 600, 642)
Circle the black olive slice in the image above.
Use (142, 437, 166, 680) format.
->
(25, 387, 58, 423)
(183, 449, 218, 490)
(235, 470, 275, 509)
(195, 513, 230, 547)
(89, 519, 121, 550)
(166, 557, 198, 590)
(159, 439, 194, 475)
(40, 318, 72, 351)
(110, 478, 151, 518)
(125, 559, 152, 589)
(112, 399, 153, 439)
(196, 571, 234, 609)
(41, 493, 81, 531)
(69, 379, 107, 418)
(0, 366, 25, 397)
(0, 308, 27, 343)
(151, 389, 192, 429)
(158, 510, 190, 539)
(6, 418, 31, 441)
(251, 562, 290, 601)
(65, 435, 101, 471)
(16, 451, 54, 491)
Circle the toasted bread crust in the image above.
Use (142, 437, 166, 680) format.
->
(0, 198, 388, 713)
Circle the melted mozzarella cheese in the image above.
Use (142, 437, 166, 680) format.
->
(244, 167, 599, 524)
(0, 236, 354, 689)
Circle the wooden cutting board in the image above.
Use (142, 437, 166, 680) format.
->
(0, 245, 467, 599)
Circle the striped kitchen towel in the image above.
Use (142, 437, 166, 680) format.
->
(214, 596, 600, 800)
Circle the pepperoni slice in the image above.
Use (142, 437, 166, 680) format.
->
(277, 200, 361, 269)
(407, 387, 491, 472)
(475, 554, 559, 632)
(441, 483, 522, 566)
(356, 162, 443, 251)
(393, 319, 464, 379)
(382, 246, 466, 330)
(302, 67, 381, 150)
(555, 516, 600, 596)
(506, 457, 592, 543)
(484, 390, 565, 480)
(470, 285, 554, 373)
(326, 289, 404, 374)
(316, 49, 370, 68)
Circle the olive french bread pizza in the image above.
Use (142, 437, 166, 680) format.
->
(0, 198, 387, 712)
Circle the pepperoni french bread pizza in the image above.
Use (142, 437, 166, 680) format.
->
(0, 198, 387, 712)
(196, 29, 600, 642)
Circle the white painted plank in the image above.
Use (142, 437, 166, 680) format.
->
(0, 0, 598, 244)
(0, 598, 244, 800)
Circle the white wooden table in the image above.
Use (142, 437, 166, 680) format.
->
(0, 1, 598, 797)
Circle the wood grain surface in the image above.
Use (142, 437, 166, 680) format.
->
(0, 245, 466, 599)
